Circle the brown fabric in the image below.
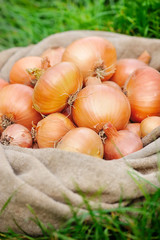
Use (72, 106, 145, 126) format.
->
(0, 30, 160, 235)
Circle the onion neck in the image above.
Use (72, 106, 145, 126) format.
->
(1, 114, 15, 130)
(0, 135, 13, 146)
(92, 60, 116, 80)
(103, 122, 119, 139)
(68, 91, 79, 107)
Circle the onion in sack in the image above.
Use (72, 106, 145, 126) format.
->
(62, 36, 117, 82)
(0, 84, 42, 132)
(72, 84, 131, 133)
(140, 116, 160, 138)
(41, 47, 65, 66)
(103, 122, 143, 160)
(57, 127, 104, 158)
(36, 113, 75, 148)
(123, 66, 160, 122)
(0, 124, 32, 148)
(110, 50, 151, 88)
(124, 123, 141, 138)
(33, 61, 83, 115)
(0, 78, 9, 90)
(9, 56, 50, 87)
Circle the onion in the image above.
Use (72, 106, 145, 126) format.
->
(36, 113, 75, 148)
(102, 80, 121, 91)
(0, 124, 32, 148)
(124, 66, 160, 122)
(124, 123, 141, 138)
(140, 116, 160, 138)
(62, 36, 117, 82)
(72, 84, 131, 133)
(33, 62, 83, 115)
(9, 56, 50, 87)
(57, 127, 104, 158)
(103, 122, 143, 160)
(0, 84, 42, 132)
(41, 47, 65, 66)
(137, 50, 151, 64)
(0, 78, 9, 90)
(85, 76, 102, 86)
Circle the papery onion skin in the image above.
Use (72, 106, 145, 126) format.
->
(36, 113, 75, 148)
(72, 84, 131, 133)
(62, 36, 117, 81)
(110, 59, 147, 88)
(0, 84, 42, 132)
(9, 56, 43, 87)
(140, 116, 160, 138)
(57, 127, 104, 158)
(124, 123, 141, 138)
(33, 61, 83, 115)
(61, 105, 74, 122)
(103, 122, 143, 160)
(0, 124, 32, 148)
(124, 66, 160, 123)
(41, 47, 65, 66)
(0, 78, 9, 90)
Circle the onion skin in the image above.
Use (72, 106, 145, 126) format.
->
(137, 50, 151, 64)
(0, 78, 9, 90)
(9, 56, 43, 87)
(61, 105, 74, 122)
(57, 127, 104, 158)
(0, 84, 42, 132)
(33, 62, 83, 115)
(140, 116, 160, 138)
(62, 36, 117, 81)
(110, 59, 146, 88)
(0, 124, 32, 148)
(103, 122, 143, 160)
(124, 123, 141, 138)
(72, 84, 131, 133)
(41, 47, 65, 66)
(36, 113, 75, 148)
(124, 66, 160, 123)
(102, 80, 121, 91)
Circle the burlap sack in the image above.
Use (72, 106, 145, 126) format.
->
(0, 30, 160, 236)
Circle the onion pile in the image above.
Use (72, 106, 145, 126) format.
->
(0, 35, 158, 159)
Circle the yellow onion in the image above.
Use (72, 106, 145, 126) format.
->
(124, 66, 160, 122)
(0, 84, 42, 132)
(36, 113, 75, 148)
(140, 116, 160, 138)
(102, 80, 121, 90)
(57, 127, 104, 158)
(62, 36, 117, 82)
(72, 84, 131, 133)
(124, 123, 141, 138)
(41, 47, 65, 66)
(0, 124, 32, 148)
(9, 56, 46, 87)
(33, 62, 83, 115)
(103, 122, 143, 160)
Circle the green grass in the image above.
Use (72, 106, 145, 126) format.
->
(0, 0, 160, 51)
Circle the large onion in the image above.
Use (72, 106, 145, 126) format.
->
(57, 127, 104, 158)
(0, 84, 42, 132)
(33, 62, 83, 115)
(72, 84, 131, 133)
(36, 113, 75, 148)
(124, 66, 160, 122)
(140, 116, 160, 138)
(62, 36, 117, 82)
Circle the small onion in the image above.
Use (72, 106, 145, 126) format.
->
(57, 127, 104, 158)
(124, 66, 160, 122)
(33, 62, 83, 115)
(9, 56, 47, 87)
(0, 124, 32, 148)
(0, 78, 9, 90)
(124, 123, 141, 138)
(103, 122, 143, 160)
(140, 116, 160, 138)
(72, 84, 131, 133)
(62, 36, 117, 82)
(41, 47, 65, 66)
(36, 113, 75, 148)
(0, 84, 42, 132)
